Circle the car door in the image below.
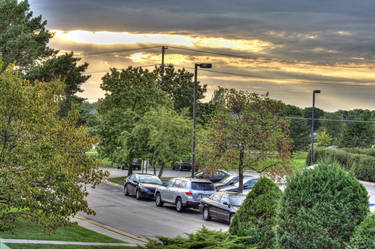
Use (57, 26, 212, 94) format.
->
(218, 193, 231, 221)
(163, 179, 175, 203)
(128, 174, 138, 195)
(207, 192, 222, 219)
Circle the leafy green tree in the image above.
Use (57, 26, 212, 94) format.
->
(198, 89, 292, 193)
(97, 67, 170, 174)
(0, 0, 55, 71)
(119, 106, 192, 177)
(304, 107, 324, 131)
(282, 104, 310, 151)
(25, 52, 90, 116)
(347, 213, 375, 249)
(319, 112, 344, 145)
(154, 64, 207, 114)
(230, 177, 282, 249)
(340, 110, 375, 148)
(78, 101, 99, 135)
(277, 160, 369, 249)
(0, 62, 107, 232)
(317, 128, 333, 147)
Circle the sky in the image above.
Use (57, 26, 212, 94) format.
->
(28, 0, 375, 112)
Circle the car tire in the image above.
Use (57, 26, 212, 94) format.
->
(175, 197, 183, 212)
(229, 214, 234, 224)
(136, 189, 142, 200)
(203, 207, 211, 221)
(124, 185, 129, 196)
(155, 193, 163, 207)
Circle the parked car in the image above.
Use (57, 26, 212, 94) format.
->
(214, 174, 253, 190)
(195, 169, 232, 183)
(220, 177, 258, 192)
(199, 192, 246, 224)
(124, 173, 163, 200)
(154, 178, 216, 212)
(172, 158, 192, 171)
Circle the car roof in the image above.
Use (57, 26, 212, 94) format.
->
(174, 177, 212, 183)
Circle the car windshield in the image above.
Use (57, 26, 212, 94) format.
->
(191, 182, 215, 191)
(218, 175, 237, 184)
(233, 177, 255, 187)
(229, 195, 246, 206)
(139, 175, 162, 185)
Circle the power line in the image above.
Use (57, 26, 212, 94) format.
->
(282, 116, 375, 124)
(86, 46, 161, 56)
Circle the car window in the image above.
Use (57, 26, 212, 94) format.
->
(244, 179, 258, 188)
(174, 179, 185, 188)
(214, 171, 224, 177)
(221, 194, 230, 204)
(167, 180, 174, 187)
(210, 192, 222, 202)
(138, 175, 163, 185)
(191, 182, 215, 191)
(229, 195, 246, 206)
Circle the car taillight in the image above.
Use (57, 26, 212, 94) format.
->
(185, 192, 192, 196)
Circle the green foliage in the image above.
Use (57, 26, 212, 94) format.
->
(141, 226, 256, 249)
(317, 128, 333, 147)
(308, 147, 375, 182)
(230, 177, 282, 248)
(0, 62, 107, 232)
(198, 89, 292, 191)
(347, 213, 375, 249)
(154, 64, 207, 114)
(340, 110, 375, 148)
(319, 112, 344, 145)
(277, 160, 369, 249)
(341, 147, 375, 157)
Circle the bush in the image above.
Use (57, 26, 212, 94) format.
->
(140, 226, 256, 249)
(347, 213, 375, 249)
(277, 160, 369, 249)
(307, 147, 375, 182)
(230, 177, 282, 249)
(342, 147, 375, 157)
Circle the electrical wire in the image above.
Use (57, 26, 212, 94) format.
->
(86, 46, 161, 56)
(282, 116, 375, 124)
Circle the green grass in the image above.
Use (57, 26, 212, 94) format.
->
(0, 219, 123, 243)
(6, 244, 135, 249)
(290, 151, 308, 173)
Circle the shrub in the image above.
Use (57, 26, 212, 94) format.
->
(230, 177, 282, 249)
(307, 147, 375, 182)
(277, 160, 369, 249)
(347, 213, 375, 249)
(140, 226, 256, 249)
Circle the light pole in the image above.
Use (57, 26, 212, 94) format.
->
(192, 63, 212, 178)
(310, 90, 321, 165)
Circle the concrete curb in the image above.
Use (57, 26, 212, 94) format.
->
(76, 215, 148, 244)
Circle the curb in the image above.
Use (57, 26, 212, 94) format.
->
(75, 215, 148, 243)
(103, 179, 122, 187)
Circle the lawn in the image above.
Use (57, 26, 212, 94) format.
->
(0, 219, 122, 243)
(290, 151, 308, 173)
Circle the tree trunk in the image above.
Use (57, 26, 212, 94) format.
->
(127, 160, 133, 176)
(158, 162, 165, 178)
(151, 149, 156, 176)
(238, 147, 244, 194)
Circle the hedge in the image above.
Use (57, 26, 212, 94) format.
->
(307, 147, 375, 182)
(341, 147, 375, 157)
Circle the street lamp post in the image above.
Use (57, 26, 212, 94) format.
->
(310, 90, 321, 165)
(192, 63, 212, 178)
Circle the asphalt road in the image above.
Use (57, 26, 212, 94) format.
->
(82, 178, 228, 240)
(82, 168, 375, 240)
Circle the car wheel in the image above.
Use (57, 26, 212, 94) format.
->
(155, 193, 163, 207)
(229, 214, 234, 224)
(124, 185, 129, 196)
(136, 189, 142, 200)
(175, 197, 183, 212)
(203, 207, 211, 221)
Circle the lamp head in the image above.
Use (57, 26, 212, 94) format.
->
(198, 63, 212, 68)
(313, 90, 321, 94)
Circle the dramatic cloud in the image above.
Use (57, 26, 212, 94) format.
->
(29, 0, 375, 111)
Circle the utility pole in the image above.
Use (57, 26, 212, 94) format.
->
(161, 46, 168, 72)
(310, 90, 321, 165)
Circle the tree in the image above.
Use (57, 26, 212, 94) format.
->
(340, 110, 375, 148)
(304, 107, 324, 131)
(316, 128, 333, 147)
(0, 62, 107, 231)
(0, 0, 55, 71)
(277, 160, 368, 249)
(119, 106, 192, 177)
(282, 104, 310, 151)
(154, 64, 207, 114)
(319, 112, 344, 145)
(25, 52, 90, 116)
(229, 177, 282, 249)
(198, 89, 292, 193)
(97, 66, 170, 174)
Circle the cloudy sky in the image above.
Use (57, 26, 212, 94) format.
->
(28, 0, 375, 111)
